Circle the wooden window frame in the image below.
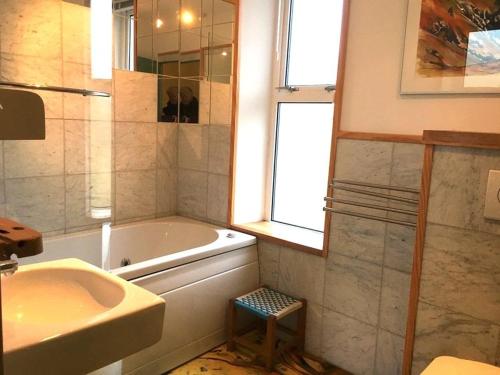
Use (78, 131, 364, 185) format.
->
(228, 0, 352, 256)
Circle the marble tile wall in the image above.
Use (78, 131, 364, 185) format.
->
(412, 146, 500, 374)
(0, 0, 178, 235)
(176, 122, 231, 226)
(258, 139, 425, 375)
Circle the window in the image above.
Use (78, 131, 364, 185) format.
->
(128, 15, 135, 70)
(269, 0, 344, 232)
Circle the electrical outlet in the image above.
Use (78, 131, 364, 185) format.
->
(484, 170, 500, 220)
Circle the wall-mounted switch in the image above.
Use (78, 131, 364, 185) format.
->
(484, 170, 500, 220)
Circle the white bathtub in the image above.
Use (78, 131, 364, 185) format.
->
(108, 217, 256, 280)
(19, 216, 259, 374)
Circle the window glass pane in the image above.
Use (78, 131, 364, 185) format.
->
(286, 0, 343, 86)
(272, 103, 333, 231)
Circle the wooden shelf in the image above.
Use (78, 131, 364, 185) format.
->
(231, 221, 324, 256)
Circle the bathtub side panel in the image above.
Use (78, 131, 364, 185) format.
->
(130, 245, 258, 294)
(122, 261, 260, 374)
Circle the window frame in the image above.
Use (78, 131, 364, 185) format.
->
(265, 0, 336, 229)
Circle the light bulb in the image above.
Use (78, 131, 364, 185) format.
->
(156, 18, 163, 28)
(180, 10, 194, 25)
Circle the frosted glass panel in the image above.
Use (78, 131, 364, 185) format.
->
(286, 0, 343, 86)
(272, 103, 333, 231)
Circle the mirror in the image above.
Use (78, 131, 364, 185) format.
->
(113, 0, 235, 124)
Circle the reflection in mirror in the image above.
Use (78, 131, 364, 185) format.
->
(113, 0, 136, 71)
(115, 0, 235, 125)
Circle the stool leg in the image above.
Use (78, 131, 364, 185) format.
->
(227, 298, 237, 351)
(297, 299, 307, 352)
(265, 316, 277, 370)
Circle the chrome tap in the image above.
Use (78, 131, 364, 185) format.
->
(0, 259, 18, 276)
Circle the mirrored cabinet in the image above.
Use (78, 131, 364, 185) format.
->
(113, 0, 236, 124)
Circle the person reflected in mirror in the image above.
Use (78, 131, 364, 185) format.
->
(179, 86, 199, 123)
(161, 86, 179, 122)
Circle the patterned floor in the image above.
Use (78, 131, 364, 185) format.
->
(168, 331, 350, 375)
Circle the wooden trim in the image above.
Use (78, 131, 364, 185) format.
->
(337, 130, 423, 144)
(322, 0, 351, 257)
(227, 0, 239, 226)
(423, 130, 500, 149)
(402, 144, 434, 375)
(231, 224, 323, 256)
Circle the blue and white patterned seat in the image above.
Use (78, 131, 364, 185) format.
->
(235, 287, 303, 319)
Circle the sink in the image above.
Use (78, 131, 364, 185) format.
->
(2, 259, 165, 375)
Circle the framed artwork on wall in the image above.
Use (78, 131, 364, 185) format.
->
(401, 0, 500, 94)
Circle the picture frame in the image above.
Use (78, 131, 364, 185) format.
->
(401, 0, 500, 94)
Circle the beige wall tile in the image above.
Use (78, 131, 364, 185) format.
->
(379, 268, 411, 336)
(412, 302, 500, 375)
(116, 170, 156, 221)
(178, 124, 209, 171)
(305, 302, 323, 358)
(63, 63, 113, 121)
(427, 147, 500, 235)
(62, 1, 91, 64)
(208, 125, 230, 175)
(0, 53, 63, 118)
(390, 143, 424, 189)
(177, 169, 207, 219)
(375, 330, 404, 375)
(210, 81, 232, 125)
(207, 173, 228, 224)
(258, 241, 280, 289)
(4, 119, 64, 178)
(158, 123, 178, 169)
(114, 69, 157, 122)
(321, 308, 377, 375)
(329, 214, 386, 265)
(64, 119, 90, 174)
(157, 168, 177, 216)
(420, 223, 500, 325)
(0, 0, 62, 59)
(278, 247, 325, 305)
(115, 122, 156, 171)
(324, 254, 382, 326)
(384, 224, 416, 273)
(335, 139, 393, 184)
(65, 120, 113, 174)
(65, 173, 113, 230)
(5, 176, 65, 233)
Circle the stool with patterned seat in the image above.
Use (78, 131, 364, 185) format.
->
(227, 287, 307, 370)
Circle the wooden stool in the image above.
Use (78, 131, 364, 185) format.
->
(227, 287, 307, 370)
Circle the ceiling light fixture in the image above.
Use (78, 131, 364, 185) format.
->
(180, 10, 194, 25)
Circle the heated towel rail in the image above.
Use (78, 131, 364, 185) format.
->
(323, 179, 420, 228)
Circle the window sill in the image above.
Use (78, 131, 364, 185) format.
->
(231, 221, 325, 256)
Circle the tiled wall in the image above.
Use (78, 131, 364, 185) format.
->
(176, 122, 232, 226)
(412, 146, 500, 374)
(0, 0, 177, 235)
(259, 139, 425, 375)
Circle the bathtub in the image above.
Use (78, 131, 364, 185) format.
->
(19, 216, 259, 374)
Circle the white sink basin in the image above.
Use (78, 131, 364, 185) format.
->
(2, 259, 165, 375)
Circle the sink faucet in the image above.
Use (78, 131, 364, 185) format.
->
(0, 260, 18, 277)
